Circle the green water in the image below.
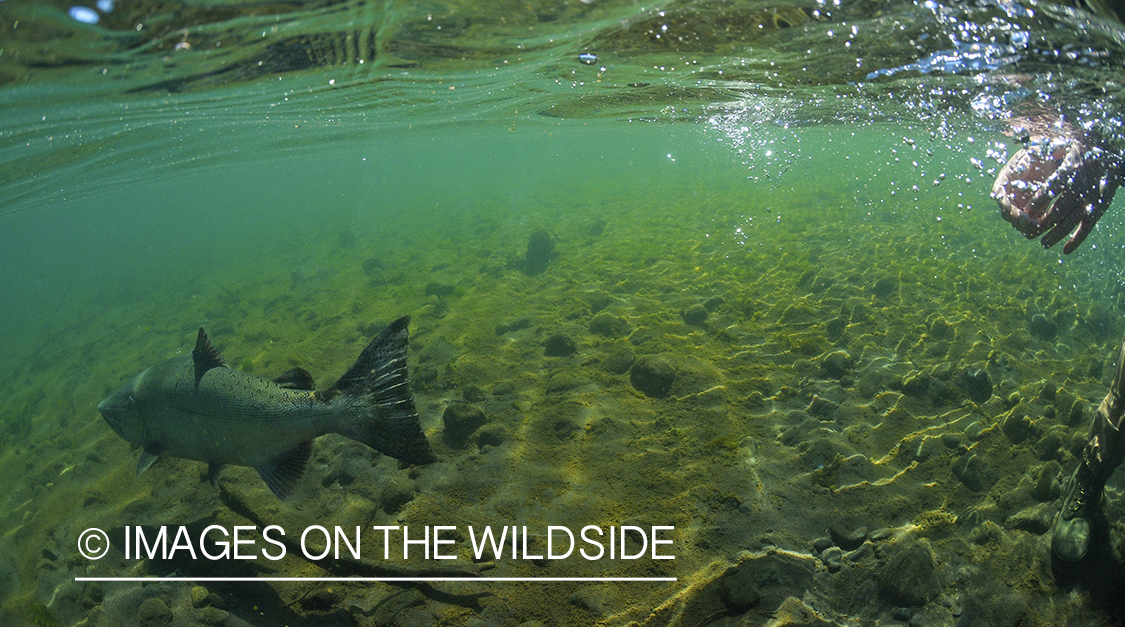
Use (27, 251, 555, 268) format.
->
(5, 0, 1125, 625)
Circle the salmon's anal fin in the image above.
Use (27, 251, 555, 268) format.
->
(257, 441, 312, 500)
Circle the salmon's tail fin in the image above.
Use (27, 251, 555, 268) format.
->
(330, 316, 436, 465)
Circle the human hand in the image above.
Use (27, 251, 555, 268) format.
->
(992, 127, 1122, 254)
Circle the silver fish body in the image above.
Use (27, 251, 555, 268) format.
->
(98, 316, 435, 498)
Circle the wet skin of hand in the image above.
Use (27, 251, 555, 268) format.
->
(992, 125, 1123, 254)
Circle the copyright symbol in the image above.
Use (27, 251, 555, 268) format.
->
(78, 528, 110, 560)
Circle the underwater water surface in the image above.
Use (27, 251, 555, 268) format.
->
(5, 0, 1125, 625)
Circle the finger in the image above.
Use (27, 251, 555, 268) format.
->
(1062, 217, 1095, 254)
(1040, 202, 1083, 250)
(1062, 193, 1116, 254)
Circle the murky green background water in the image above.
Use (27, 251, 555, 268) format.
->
(5, 0, 1125, 625)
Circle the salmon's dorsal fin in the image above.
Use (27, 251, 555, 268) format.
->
(274, 367, 315, 390)
(192, 327, 228, 390)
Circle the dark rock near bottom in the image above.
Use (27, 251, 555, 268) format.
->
(194, 607, 228, 626)
(929, 316, 955, 340)
(544, 334, 577, 357)
(828, 515, 868, 551)
(630, 355, 676, 398)
(476, 425, 508, 448)
(301, 588, 339, 611)
(462, 384, 488, 403)
(871, 276, 897, 298)
(682, 304, 709, 327)
(1002, 411, 1035, 444)
(826, 316, 847, 340)
(589, 312, 631, 338)
(362, 258, 383, 275)
(820, 546, 843, 573)
(718, 565, 761, 613)
(807, 395, 839, 417)
(877, 539, 940, 607)
(960, 367, 993, 403)
(953, 452, 997, 492)
(902, 371, 930, 397)
(443, 404, 489, 448)
(821, 350, 854, 378)
(1034, 431, 1064, 463)
(524, 227, 555, 276)
(1004, 502, 1053, 535)
(1029, 313, 1057, 340)
(496, 317, 533, 335)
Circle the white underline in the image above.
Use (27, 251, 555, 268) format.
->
(74, 576, 677, 582)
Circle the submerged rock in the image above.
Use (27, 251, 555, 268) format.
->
(630, 355, 676, 398)
(443, 404, 488, 448)
(806, 395, 839, 417)
(877, 539, 940, 607)
(825, 316, 847, 340)
(1031, 460, 1062, 501)
(1029, 313, 1057, 340)
(524, 227, 556, 276)
(929, 316, 955, 340)
(718, 565, 761, 612)
(901, 370, 931, 397)
(828, 515, 868, 551)
(138, 598, 173, 627)
(544, 333, 578, 357)
(193, 607, 228, 626)
(1004, 502, 1053, 535)
(682, 304, 709, 327)
(960, 367, 993, 403)
(871, 276, 897, 298)
(496, 317, 533, 335)
(820, 546, 843, 573)
(362, 257, 384, 275)
(954, 452, 997, 492)
(1001, 410, 1035, 444)
(821, 350, 854, 378)
(589, 312, 631, 338)
(190, 586, 209, 608)
(602, 346, 636, 375)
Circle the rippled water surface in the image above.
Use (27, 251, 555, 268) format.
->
(5, 0, 1125, 625)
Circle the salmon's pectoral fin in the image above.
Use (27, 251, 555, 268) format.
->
(256, 441, 312, 500)
(207, 463, 224, 488)
(137, 446, 161, 477)
(192, 327, 228, 390)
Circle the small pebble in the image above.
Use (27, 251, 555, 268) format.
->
(821, 546, 843, 573)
